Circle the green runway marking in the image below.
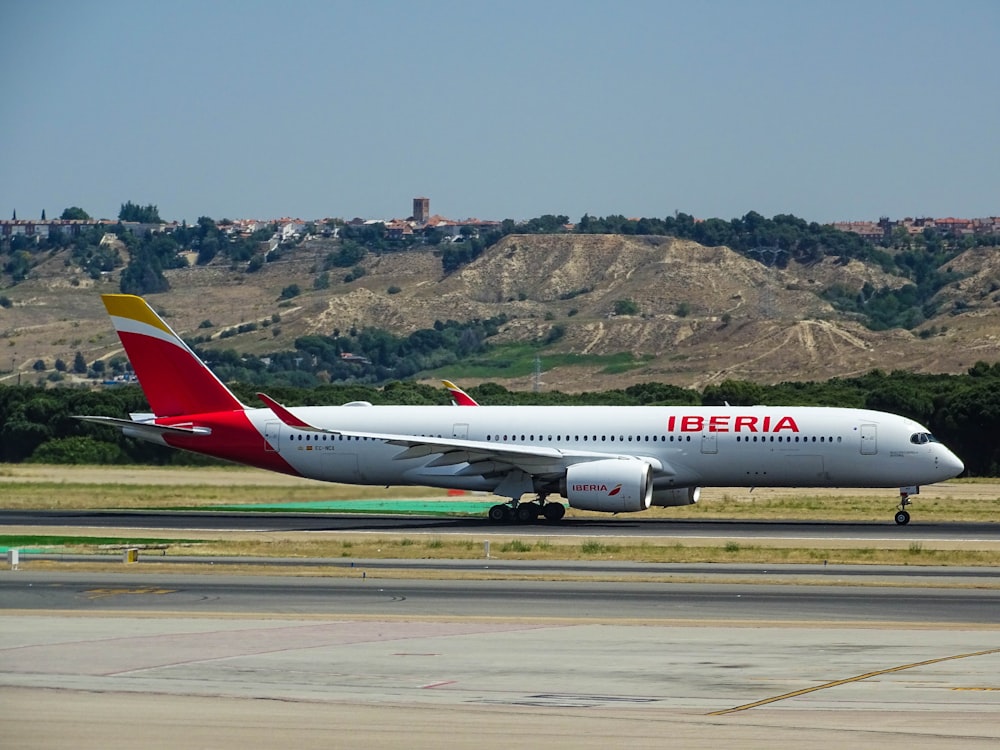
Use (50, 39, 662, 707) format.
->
(214, 500, 495, 515)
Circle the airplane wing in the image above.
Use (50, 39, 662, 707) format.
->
(256, 393, 669, 479)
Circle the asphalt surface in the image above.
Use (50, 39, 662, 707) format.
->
(3, 568, 1000, 749)
(5, 510, 1000, 747)
(3, 508, 999, 540)
(1, 570, 999, 624)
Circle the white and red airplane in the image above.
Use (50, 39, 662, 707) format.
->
(443, 379, 480, 406)
(79, 294, 964, 524)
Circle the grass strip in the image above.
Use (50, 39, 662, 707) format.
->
(0, 535, 201, 548)
(9, 534, 998, 568)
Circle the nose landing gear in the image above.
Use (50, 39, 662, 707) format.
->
(894, 485, 919, 525)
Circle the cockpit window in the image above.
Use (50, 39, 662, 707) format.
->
(910, 432, 940, 444)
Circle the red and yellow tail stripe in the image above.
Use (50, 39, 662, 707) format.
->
(102, 294, 245, 417)
(443, 380, 479, 406)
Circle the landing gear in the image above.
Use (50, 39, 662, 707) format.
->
(487, 495, 566, 524)
(543, 502, 566, 521)
(894, 485, 918, 525)
(488, 504, 512, 523)
(516, 502, 539, 523)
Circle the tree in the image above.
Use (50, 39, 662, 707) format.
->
(72, 351, 87, 374)
(60, 207, 92, 221)
(702, 379, 765, 406)
(4, 251, 31, 283)
(120, 249, 170, 294)
(326, 240, 367, 268)
(614, 299, 640, 315)
(41, 209, 46, 220)
(118, 201, 162, 223)
(28, 436, 124, 464)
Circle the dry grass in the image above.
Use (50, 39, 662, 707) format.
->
(0, 464, 445, 509)
(4, 464, 1000, 569)
(176, 536, 1000, 568)
(1, 464, 996, 522)
(22, 534, 1000, 573)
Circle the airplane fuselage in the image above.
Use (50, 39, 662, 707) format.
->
(153, 404, 962, 491)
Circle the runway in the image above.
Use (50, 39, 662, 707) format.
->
(2, 569, 1000, 749)
(4, 508, 1000, 544)
(5, 570, 1000, 622)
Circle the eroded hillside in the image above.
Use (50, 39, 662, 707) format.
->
(2, 233, 999, 391)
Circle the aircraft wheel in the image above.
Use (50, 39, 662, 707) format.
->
(894, 510, 911, 525)
(543, 503, 566, 521)
(515, 503, 539, 523)
(488, 504, 511, 523)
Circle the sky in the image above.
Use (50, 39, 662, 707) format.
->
(2, 0, 997, 225)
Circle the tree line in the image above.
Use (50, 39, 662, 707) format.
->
(188, 314, 509, 387)
(1, 206, 280, 294)
(3, 363, 1000, 475)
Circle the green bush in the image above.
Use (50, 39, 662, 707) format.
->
(28, 436, 125, 464)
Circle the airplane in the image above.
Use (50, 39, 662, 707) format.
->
(78, 294, 965, 525)
(443, 379, 480, 406)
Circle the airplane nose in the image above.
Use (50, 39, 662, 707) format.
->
(941, 448, 965, 477)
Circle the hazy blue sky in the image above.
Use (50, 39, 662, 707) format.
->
(2, 0, 997, 224)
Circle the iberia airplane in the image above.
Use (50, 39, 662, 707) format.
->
(79, 294, 964, 525)
(443, 379, 480, 406)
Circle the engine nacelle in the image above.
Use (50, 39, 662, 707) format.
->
(650, 486, 701, 507)
(562, 459, 653, 513)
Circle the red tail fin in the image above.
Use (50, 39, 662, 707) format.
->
(443, 379, 480, 406)
(102, 294, 246, 417)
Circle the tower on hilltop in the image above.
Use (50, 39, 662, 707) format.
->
(413, 197, 429, 224)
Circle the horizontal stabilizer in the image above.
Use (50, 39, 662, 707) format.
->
(75, 415, 212, 438)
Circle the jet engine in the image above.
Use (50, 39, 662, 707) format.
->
(651, 486, 700, 507)
(562, 459, 653, 513)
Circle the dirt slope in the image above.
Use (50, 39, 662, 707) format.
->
(2, 234, 999, 391)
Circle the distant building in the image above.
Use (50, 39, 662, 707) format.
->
(412, 197, 429, 224)
(831, 221, 885, 241)
(385, 219, 414, 240)
(0, 219, 176, 243)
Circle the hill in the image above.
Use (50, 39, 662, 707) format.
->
(2, 234, 999, 391)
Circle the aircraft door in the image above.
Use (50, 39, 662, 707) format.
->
(264, 421, 281, 452)
(860, 424, 877, 455)
(701, 432, 718, 454)
(452, 423, 469, 439)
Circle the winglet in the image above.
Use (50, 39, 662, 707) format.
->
(257, 392, 331, 432)
(443, 380, 479, 406)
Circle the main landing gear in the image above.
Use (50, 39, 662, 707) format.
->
(488, 495, 566, 524)
(894, 485, 919, 525)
